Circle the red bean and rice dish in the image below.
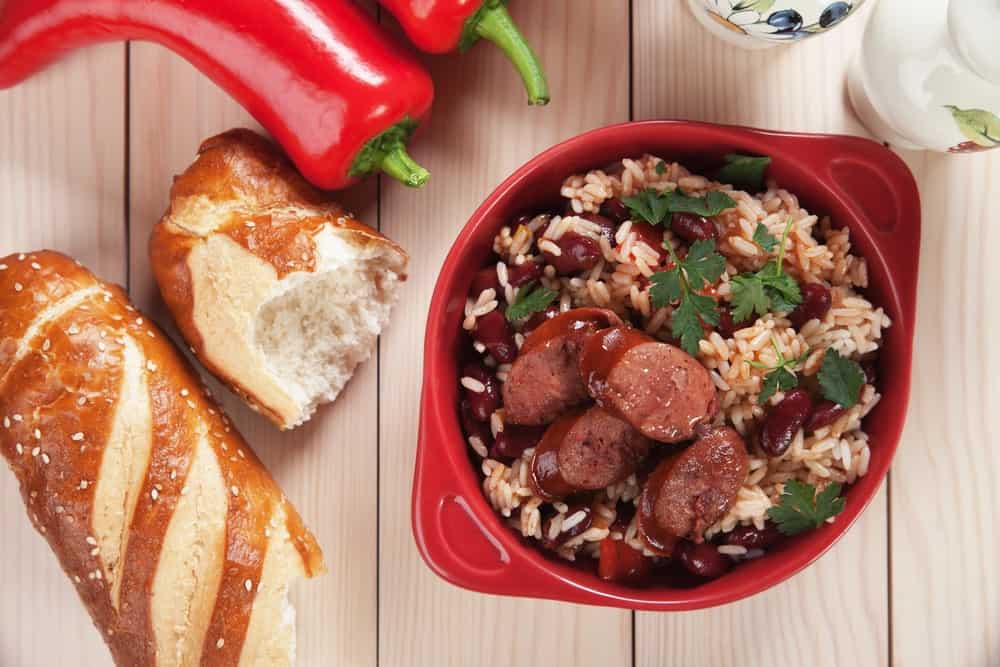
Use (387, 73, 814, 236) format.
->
(458, 154, 888, 584)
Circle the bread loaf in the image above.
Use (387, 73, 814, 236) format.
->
(150, 129, 409, 430)
(0, 250, 324, 666)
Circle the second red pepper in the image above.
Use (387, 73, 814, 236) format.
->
(378, 0, 550, 106)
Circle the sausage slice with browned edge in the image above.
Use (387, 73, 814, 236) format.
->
(529, 405, 651, 500)
(580, 327, 718, 442)
(637, 426, 749, 555)
(502, 308, 623, 425)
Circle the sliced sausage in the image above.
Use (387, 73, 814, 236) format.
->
(502, 308, 622, 425)
(637, 426, 749, 555)
(580, 327, 718, 442)
(529, 405, 651, 500)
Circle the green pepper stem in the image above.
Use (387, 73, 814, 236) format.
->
(474, 3, 550, 105)
(380, 144, 430, 188)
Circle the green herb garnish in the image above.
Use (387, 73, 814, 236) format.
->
(752, 223, 778, 253)
(655, 160, 667, 175)
(715, 153, 772, 192)
(817, 348, 866, 408)
(729, 217, 802, 321)
(622, 188, 736, 227)
(747, 337, 809, 404)
(767, 479, 846, 536)
(505, 282, 558, 322)
(650, 239, 726, 355)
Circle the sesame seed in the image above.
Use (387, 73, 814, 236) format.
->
(30, 262, 41, 270)
(150, 489, 159, 501)
(39, 526, 46, 534)
(146, 330, 155, 338)
(186, 400, 195, 409)
(41, 453, 50, 464)
(73, 575, 81, 583)
(216, 638, 225, 649)
(33, 429, 41, 440)
(180, 486, 189, 495)
(12, 414, 22, 421)
(230, 486, 239, 497)
(15, 443, 23, 455)
(135, 317, 143, 325)
(180, 389, 189, 397)
(79, 480, 88, 490)
(42, 339, 50, 351)
(237, 450, 245, 459)
(0, 264, 6, 270)
(31, 446, 39, 457)
(55, 506, 64, 514)
(146, 361, 157, 372)
(71, 432, 84, 441)
(170, 470, 177, 480)
(77, 396, 87, 406)
(107, 629, 114, 636)
(86, 536, 97, 545)
(2, 417, 8, 428)
(17, 253, 25, 260)
(245, 221, 256, 228)
(98, 342, 106, 352)
(244, 579, 252, 592)
(90, 547, 100, 556)
(13, 282, 23, 292)
(95, 569, 102, 580)
(67, 325, 80, 335)
(125, 305, 134, 312)
(264, 527, 271, 538)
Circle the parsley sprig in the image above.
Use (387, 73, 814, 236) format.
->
(747, 336, 809, 404)
(622, 187, 736, 227)
(817, 348, 866, 408)
(649, 239, 726, 356)
(505, 282, 558, 322)
(715, 153, 772, 192)
(767, 479, 846, 536)
(729, 217, 802, 322)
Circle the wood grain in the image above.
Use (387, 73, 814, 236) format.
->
(889, 148, 1000, 667)
(0, 44, 126, 666)
(631, 3, 888, 665)
(126, 39, 381, 667)
(376, 3, 633, 666)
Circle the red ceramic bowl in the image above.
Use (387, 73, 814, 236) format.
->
(414, 120, 920, 610)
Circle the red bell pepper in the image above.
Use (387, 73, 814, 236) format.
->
(378, 0, 549, 106)
(597, 538, 653, 586)
(0, 0, 434, 189)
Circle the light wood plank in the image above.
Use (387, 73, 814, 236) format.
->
(889, 149, 999, 667)
(631, 3, 888, 665)
(377, 3, 632, 666)
(127, 41, 380, 667)
(0, 44, 126, 666)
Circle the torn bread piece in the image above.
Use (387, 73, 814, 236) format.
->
(150, 129, 409, 429)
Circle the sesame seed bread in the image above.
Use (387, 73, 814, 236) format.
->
(150, 129, 409, 430)
(0, 250, 325, 666)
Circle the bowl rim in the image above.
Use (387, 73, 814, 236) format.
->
(413, 119, 920, 610)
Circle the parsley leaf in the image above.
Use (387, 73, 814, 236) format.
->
(621, 188, 672, 226)
(767, 479, 846, 536)
(650, 240, 726, 356)
(728, 217, 802, 319)
(715, 153, 772, 192)
(747, 337, 809, 404)
(655, 160, 667, 175)
(622, 188, 736, 227)
(505, 282, 558, 322)
(752, 223, 778, 252)
(817, 348, 865, 407)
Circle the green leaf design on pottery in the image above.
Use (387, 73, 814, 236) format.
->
(945, 106, 1000, 148)
(731, 0, 775, 12)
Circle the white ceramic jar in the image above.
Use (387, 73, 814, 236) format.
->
(847, 0, 1000, 152)
(687, 0, 869, 49)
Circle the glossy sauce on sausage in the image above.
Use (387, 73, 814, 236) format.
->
(637, 426, 749, 555)
(580, 327, 718, 443)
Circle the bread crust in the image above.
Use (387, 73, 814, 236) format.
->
(0, 250, 324, 666)
(150, 129, 408, 428)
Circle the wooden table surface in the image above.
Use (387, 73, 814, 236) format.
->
(2, 2, 998, 666)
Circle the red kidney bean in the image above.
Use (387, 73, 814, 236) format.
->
(506, 260, 543, 287)
(459, 400, 493, 452)
(580, 212, 618, 243)
(807, 400, 847, 432)
(629, 221, 665, 263)
(789, 282, 832, 329)
(542, 504, 594, 549)
(470, 267, 501, 298)
(717, 308, 750, 338)
(542, 231, 602, 274)
(671, 212, 719, 243)
(761, 387, 813, 457)
(461, 362, 501, 422)
(674, 540, 731, 578)
(490, 424, 546, 461)
(474, 310, 518, 364)
(523, 304, 560, 334)
(724, 524, 782, 550)
(602, 161, 626, 177)
(598, 538, 652, 585)
(610, 501, 637, 533)
(600, 198, 630, 223)
(862, 359, 878, 386)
